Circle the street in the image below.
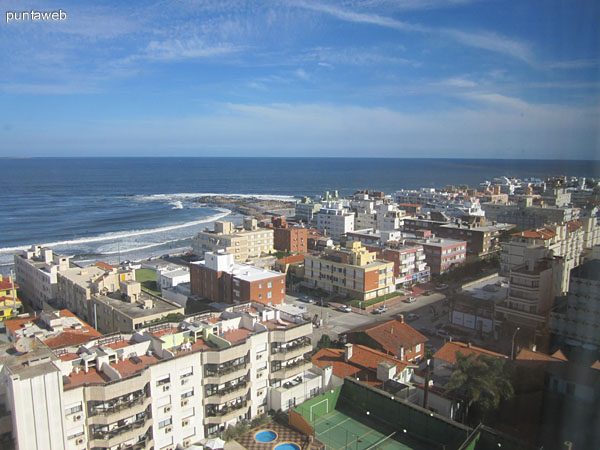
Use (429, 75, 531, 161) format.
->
(286, 291, 450, 349)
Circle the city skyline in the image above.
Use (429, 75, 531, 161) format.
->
(1, 0, 599, 159)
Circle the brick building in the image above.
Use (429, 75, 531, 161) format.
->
(190, 252, 286, 306)
(420, 238, 467, 276)
(266, 217, 308, 253)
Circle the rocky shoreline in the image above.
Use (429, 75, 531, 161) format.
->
(193, 196, 296, 220)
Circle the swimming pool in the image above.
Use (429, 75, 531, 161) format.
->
(254, 430, 278, 443)
(273, 442, 300, 450)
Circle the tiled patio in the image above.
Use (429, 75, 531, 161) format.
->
(236, 421, 312, 450)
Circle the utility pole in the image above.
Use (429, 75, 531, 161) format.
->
(9, 269, 17, 317)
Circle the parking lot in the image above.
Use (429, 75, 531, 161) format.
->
(286, 290, 451, 348)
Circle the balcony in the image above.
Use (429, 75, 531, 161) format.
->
(270, 340, 311, 361)
(204, 400, 250, 424)
(89, 418, 151, 448)
(204, 382, 249, 405)
(88, 395, 149, 420)
(270, 358, 312, 380)
(204, 364, 248, 384)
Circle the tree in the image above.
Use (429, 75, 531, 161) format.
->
(446, 352, 514, 424)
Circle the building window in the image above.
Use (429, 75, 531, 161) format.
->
(267, 292, 272, 299)
(259, 283, 263, 288)
(65, 404, 82, 415)
(159, 418, 172, 429)
(267, 282, 272, 288)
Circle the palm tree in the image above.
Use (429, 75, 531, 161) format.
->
(446, 352, 514, 424)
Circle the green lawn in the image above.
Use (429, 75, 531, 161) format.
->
(348, 292, 402, 309)
(135, 269, 161, 296)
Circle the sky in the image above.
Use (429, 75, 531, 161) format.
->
(0, 0, 599, 159)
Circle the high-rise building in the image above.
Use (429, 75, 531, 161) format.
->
(0, 303, 320, 449)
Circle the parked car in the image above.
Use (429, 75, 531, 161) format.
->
(436, 284, 449, 290)
(403, 296, 417, 303)
(372, 305, 388, 314)
(436, 329, 450, 338)
(316, 299, 329, 307)
(337, 305, 352, 313)
(424, 290, 433, 296)
(407, 313, 419, 321)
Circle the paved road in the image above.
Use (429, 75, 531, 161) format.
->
(286, 291, 450, 348)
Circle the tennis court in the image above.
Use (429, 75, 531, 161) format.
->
(312, 408, 416, 450)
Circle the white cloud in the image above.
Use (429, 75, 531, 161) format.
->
(142, 37, 241, 61)
(294, 1, 535, 64)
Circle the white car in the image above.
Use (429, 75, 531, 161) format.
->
(337, 305, 352, 313)
(403, 296, 417, 303)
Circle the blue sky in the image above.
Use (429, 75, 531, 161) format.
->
(1, 0, 598, 159)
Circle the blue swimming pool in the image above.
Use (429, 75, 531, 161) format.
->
(254, 430, 277, 443)
(273, 443, 300, 450)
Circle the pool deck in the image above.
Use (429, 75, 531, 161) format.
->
(236, 421, 316, 450)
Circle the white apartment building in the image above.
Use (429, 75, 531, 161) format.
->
(14, 245, 72, 309)
(0, 303, 322, 450)
(500, 222, 584, 293)
(315, 207, 355, 241)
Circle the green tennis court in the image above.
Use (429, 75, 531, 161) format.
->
(312, 409, 416, 450)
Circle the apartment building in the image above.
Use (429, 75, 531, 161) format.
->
(314, 207, 355, 241)
(58, 262, 136, 325)
(482, 197, 579, 229)
(551, 260, 600, 347)
(501, 222, 584, 292)
(420, 238, 467, 276)
(14, 244, 72, 309)
(0, 303, 319, 450)
(190, 252, 286, 306)
(193, 219, 274, 262)
(403, 218, 510, 257)
(266, 217, 308, 253)
(294, 197, 323, 223)
(304, 242, 394, 300)
(362, 242, 429, 287)
(495, 258, 564, 337)
(345, 229, 402, 248)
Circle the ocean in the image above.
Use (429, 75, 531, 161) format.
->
(1, 157, 598, 271)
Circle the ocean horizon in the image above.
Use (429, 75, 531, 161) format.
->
(2, 157, 598, 271)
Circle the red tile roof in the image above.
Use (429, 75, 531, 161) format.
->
(312, 344, 412, 386)
(0, 278, 18, 291)
(4, 309, 101, 348)
(512, 228, 556, 240)
(434, 342, 508, 365)
(94, 261, 115, 271)
(344, 319, 427, 356)
(566, 221, 582, 233)
(516, 348, 568, 363)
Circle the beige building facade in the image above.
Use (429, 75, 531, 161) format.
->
(304, 242, 395, 300)
(193, 219, 274, 262)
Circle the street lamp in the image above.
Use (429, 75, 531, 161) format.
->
(511, 327, 521, 360)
